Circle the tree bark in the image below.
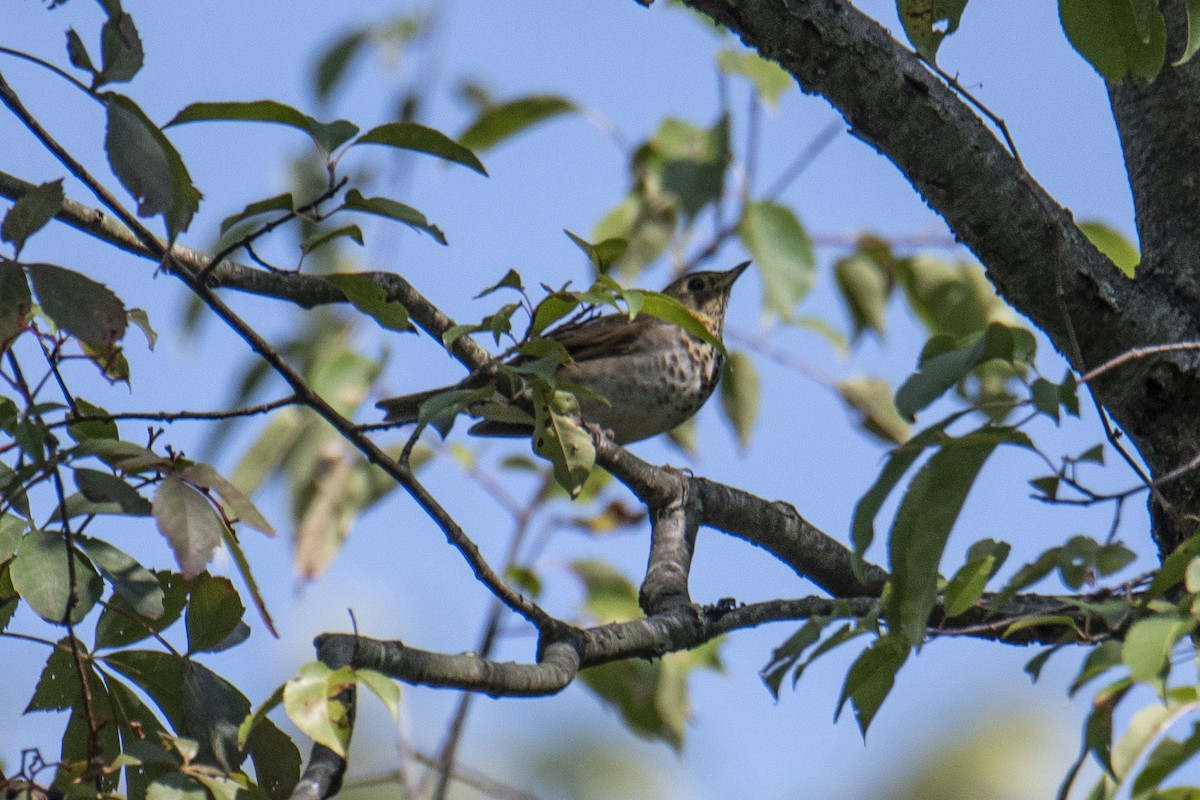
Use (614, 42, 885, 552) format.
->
(682, 0, 1200, 554)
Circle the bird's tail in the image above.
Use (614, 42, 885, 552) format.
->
(375, 387, 455, 424)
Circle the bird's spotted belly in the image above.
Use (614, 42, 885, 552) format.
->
(567, 344, 721, 443)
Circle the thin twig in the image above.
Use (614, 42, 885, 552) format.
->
(52, 394, 299, 427)
(928, 62, 1024, 171)
(1079, 341, 1200, 384)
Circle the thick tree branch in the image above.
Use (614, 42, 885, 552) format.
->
(678, 0, 1200, 552)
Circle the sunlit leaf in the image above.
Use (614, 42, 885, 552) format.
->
(897, 0, 968, 62)
(719, 350, 759, 449)
(1078, 220, 1139, 278)
(533, 388, 595, 498)
(152, 476, 227, 579)
(837, 377, 911, 445)
(282, 662, 355, 757)
(738, 200, 814, 320)
(181, 461, 275, 535)
(716, 48, 792, 107)
(1059, 0, 1166, 81)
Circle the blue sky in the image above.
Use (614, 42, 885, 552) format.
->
(1, 1, 1151, 797)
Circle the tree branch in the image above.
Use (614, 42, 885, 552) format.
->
(677, 0, 1200, 552)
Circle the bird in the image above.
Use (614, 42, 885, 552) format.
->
(376, 261, 750, 444)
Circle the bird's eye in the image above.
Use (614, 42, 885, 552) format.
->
(686, 276, 706, 292)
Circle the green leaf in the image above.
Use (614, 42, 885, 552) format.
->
(239, 682, 284, 747)
(340, 188, 446, 244)
(180, 461, 275, 535)
(475, 268, 524, 298)
(244, 715, 302, 800)
(1122, 614, 1196, 687)
(104, 93, 201, 238)
(355, 668, 401, 720)
(0, 514, 25, 555)
(1030, 377, 1061, 422)
(837, 377, 911, 445)
(185, 573, 247, 654)
(849, 414, 966, 573)
(1078, 220, 1139, 278)
(26, 263, 127, 346)
(715, 49, 792, 107)
(836, 634, 909, 735)
(719, 350, 759, 449)
(1059, 0, 1166, 81)
(834, 252, 892, 339)
(1176, 0, 1200, 65)
(65, 398, 117, 443)
(218, 192, 294, 236)
(530, 292, 581, 336)
(1024, 643, 1069, 682)
(78, 536, 163, 617)
(94, 571, 186, 649)
(313, 29, 369, 101)
(1130, 720, 1200, 798)
(897, 0, 968, 62)
(943, 554, 995, 618)
(2, 178, 64, 255)
(887, 428, 1024, 643)
(72, 437, 167, 472)
(645, 116, 730, 220)
(354, 122, 487, 176)
(283, 662, 355, 757)
(152, 476, 227, 579)
(638, 289, 726, 354)
(325, 272, 413, 333)
(738, 200, 815, 320)
(0, 260, 32, 345)
(101, 648, 187, 729)
(11, 529, 103, 625)
(760, 615, 833, 697)
(300, 224, 364, 256)
(564, 229, 628, 274)
(458, 95, 577, 152)
(66, 29, 96, 75)
(533, 388, 596, 498)
(1146, 533, 1200, 600)
(73, 468, 150, 515)
(146, 773, 210, 800)
(894, 323, 1032, 420)
(182, 661, 252, 770)
(97, 8, 143, 85)
(26, 641, 80, 712)
(166, 100, 359, 154)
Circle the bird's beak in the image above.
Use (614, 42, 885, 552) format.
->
(727, 261, 752, 283)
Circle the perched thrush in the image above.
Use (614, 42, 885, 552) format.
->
(377, 261, 750, 444)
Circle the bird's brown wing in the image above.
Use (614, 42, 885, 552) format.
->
(547, 312, 657, 363)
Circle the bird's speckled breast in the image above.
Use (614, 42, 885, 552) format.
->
(564, 339, 723, 444)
